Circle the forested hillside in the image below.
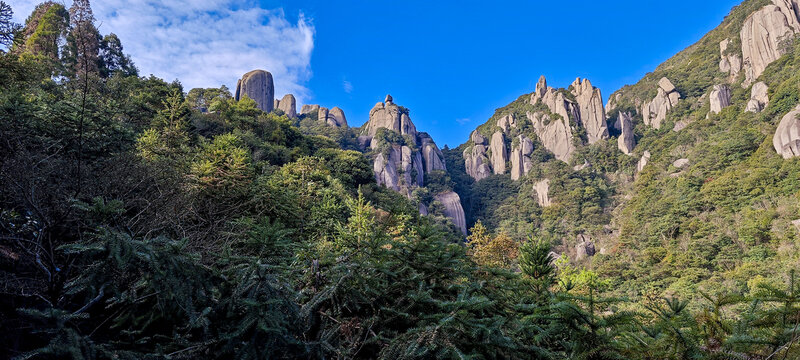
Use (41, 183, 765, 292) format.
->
(3, 0, 800, 359)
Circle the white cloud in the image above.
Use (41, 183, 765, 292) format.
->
(342, 79, 352, 94)
(455, 118, 471, 125)
(9, 0, 315, 103)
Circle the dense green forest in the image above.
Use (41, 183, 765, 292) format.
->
(3, 1, 800, 359)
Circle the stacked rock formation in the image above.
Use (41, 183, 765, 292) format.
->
(274, 94, 297, 118)
(746, 82, 770, 113)
(235, 70, 274, 113)
(642, 77, 681, 129)
(358, 95, 464, 233)
(298, 104, 348, 127)
(510, 135, 534, 181)
(741, 0, 800, 85)
(464, 131, 493, 181)
(773, 105, 800, 158)
(710, 84, 732, 114)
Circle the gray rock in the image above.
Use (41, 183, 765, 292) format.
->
(527, 111, 575, 163)
(434, 191, 467, 235)
(637, 151, 651, 173)
(573, 160, 591, 171)
(318, 107, 329, 124)
(327, 107, 347, 127)
(773, 105, 800, 158)
(719, 39, 742, 82)
(642, 77, 681, 129)
(420, 134, 446, 172)
(617, 112, 635, 155)
(464, 143, 492, 181)
(277, 94, 297, 118)
(300, 104, 320, 115)
(490, 131, 507, 175)
(710, 84, 732, 114)
(741, 2, 800, 85)
(571, 78, 609, 144)
(510, 135, 534, 181)
(575, 234, 596, 261)
(746, 82, 770, 113)
(534, 179, 551, 207)
(673, 158, 690, 168)
(497, 114, 517, 133)
(235, 69, 274, 113)
(362, 95, 416, 138)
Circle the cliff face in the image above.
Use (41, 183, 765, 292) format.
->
(359, 95, 465, 234)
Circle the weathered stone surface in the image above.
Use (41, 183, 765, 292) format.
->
(435, 191, 467, 235)
(497, 114, 517, 133)
(575, 234, 596, 261)
(773, 105, 800, 158)
(318, 107, 329, 124)
(746, 81, 770, 113)
(490, 131, 507, 175)
(673, 158, 690, 168)
(719, 39, 742, 81)
(637, 151, 652, 173)
(327, 107, 347, 127)
(511, 135, 534, 180)
(573, 160, 591, 171)
(277, 94, 297, 118)
(420, 133, 446, 172)
(527, 111, 575, 162)
(534, 179, 552, 207)
(464, 131, 492, 181)
(710, 84, 732, 114)
(642, 77, 681, 129)
(617, 111, 635, 155)
(374, 149, 399, 191)
(531, 76, 580, 127)
(792, 219, 800, 232)
(235, 70, 274, 113)
(300, 104, 320, 115)
(606, 93, 622, 116)
(571, 78, 609, 144)
(741, 2, 800, 85)
(274, 99, 280, 110)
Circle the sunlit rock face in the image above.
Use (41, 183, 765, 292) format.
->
(235, 69, 274, 113)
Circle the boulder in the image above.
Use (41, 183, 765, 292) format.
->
(327, 107, 348, 127)
(374, 150, 399, 191)
(511, 135, 534, 180)
(235, 69, 274, 113)
(362, 95, 417, 139)
(300, 104, 320, 115)
(642, 77, 681, 129)
(746, 82, 770, 113)
(673, 158, 690, 168)
(773, 105, 800, 158)
(527, 111, 575, 163)
(318, 107, 329, 124)
(534, 179, 551, 207)
(710, 84, 732, 114)
(497, 114, 517, 133)
(575, 234, 596, 261)
(617, 111, 635, 155)
(490, 131, 507, 174)
(420, 133, 446, 172)
(277, 94, 297, 118)
(637, 151, 651, 173)
(434, 191, 467, 235)
(741, 2, 800, 85)
(464, 131, 492, 181)
(571, 78, 609, 144)
(573, 160, 591, 171)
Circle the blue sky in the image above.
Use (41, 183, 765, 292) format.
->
(269, 0, 742, 147)
(11, 0, 743, 147)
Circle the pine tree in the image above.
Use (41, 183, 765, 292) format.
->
(64, 0, 100, 79)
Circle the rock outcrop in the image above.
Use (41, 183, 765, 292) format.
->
(464, 131, 492, 181)
(235, 70, 274, 113)
(746, 82, 770, 113)
(275, 94, 297, 118)
(617, 111, 635, 155)
(773, 105, 800, 158)
(534, 179, 551, 207)
(719, 39, 742, 82)
(490, 131, 507, 174)
(575, 234, 596, 261)
(571, 78, 609, 143)
(300, 104, 319, 115)
(362, 95, 448, 198)
(642, 77, 681, 129)
(510, 135, 534, 180)
(637, 151, 651, 173)
(435, 191, 467, 235)
(527, 111, 575, 162)
(531, 76, 581, 128)
(326, 107, 348, 127)
(497, 114, 517, 132)
(710, 84, 732, 114)
(673, 158, 690, 168)
(741, 1, 800, 85)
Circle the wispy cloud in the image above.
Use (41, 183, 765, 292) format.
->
(455, 118, 471, 125)
(342, 79, 353, 94)
(10, 0, 315, 104)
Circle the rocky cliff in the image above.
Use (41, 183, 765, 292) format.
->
(235, 70, 274, 113)
(741, 0, 800, 85)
